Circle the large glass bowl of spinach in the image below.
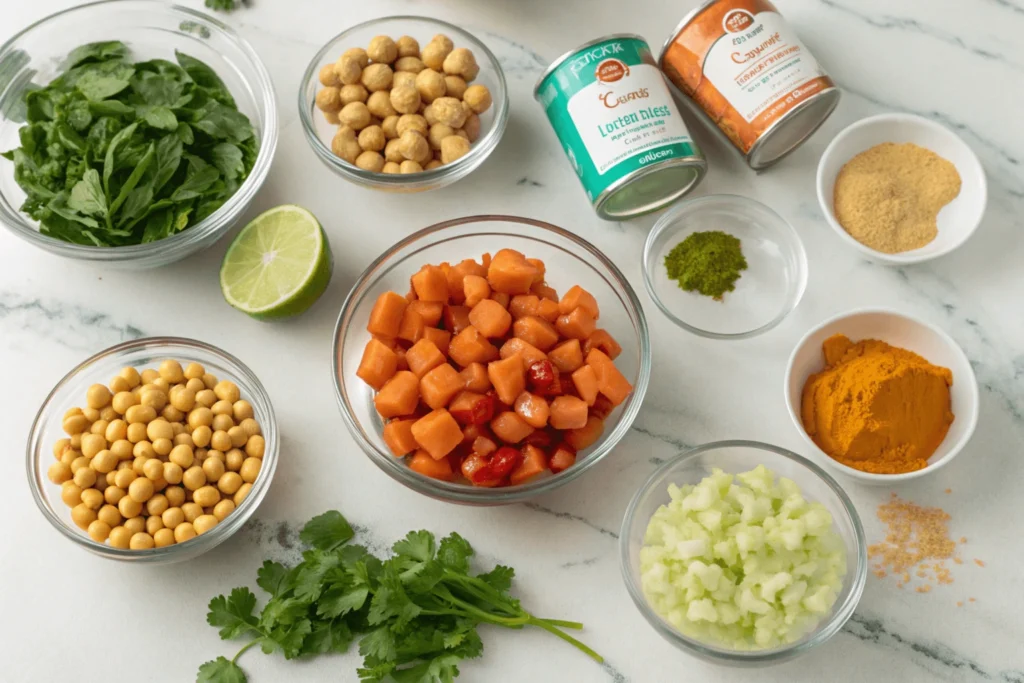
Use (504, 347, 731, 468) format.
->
(0, 1, 278, 268)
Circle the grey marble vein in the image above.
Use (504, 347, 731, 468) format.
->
(523, 503, 620, 539)
(0, 293, 144, 350)
(986, 0, 1024, 16)
(630, 425, 694, 456)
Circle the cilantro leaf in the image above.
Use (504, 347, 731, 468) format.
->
(270, 618, 312, 660)
(300, 510, 354, 552)
(477, 565, 515, 592)
(359, 626, 398, 662)
(206, 587, 259, 640)
(437, 534, 473, 573)
(196, 656, 247, 683)
(317, 585, 369, 618)
(302, 619, 353, 655)
(256, 560, 294, 599)
(393, 530, 436, 563)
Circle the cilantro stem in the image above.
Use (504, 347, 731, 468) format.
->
(536, 618, 584, 630)
(528, 618, 604, 663)
(232, 637, 263, 665)
(440, 590, 531, 627)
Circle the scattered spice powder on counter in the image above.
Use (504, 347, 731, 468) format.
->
(801, 334, 954, 474)
(664, 230, 747, 301)
(833, 142, 961, 254)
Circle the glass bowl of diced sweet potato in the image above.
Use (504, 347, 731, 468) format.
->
(332, 215, 651, 504)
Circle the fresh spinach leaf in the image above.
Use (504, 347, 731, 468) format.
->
(65, 41, 128, 69)
(67, 168, 107, 217)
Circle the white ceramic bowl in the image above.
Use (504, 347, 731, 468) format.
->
(816, 113, 986, 265)
(784, 309, 979, 484)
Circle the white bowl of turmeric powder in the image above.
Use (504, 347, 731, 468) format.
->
(784, 309, 979, 484)
(816, 113, 987, 265)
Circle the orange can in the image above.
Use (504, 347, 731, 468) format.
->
(659, 0, 840, 169)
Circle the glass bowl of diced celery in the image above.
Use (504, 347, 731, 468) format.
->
(619, 440, 866, 666)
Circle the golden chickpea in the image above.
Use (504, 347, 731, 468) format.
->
(179, 363, 202, 382)
(356, 150, 385, 172)
(53, 437, 71, 459)
(152, 438, 172, 457)
(395, 56, 426, 73)
(431, 97, 467, 128)
(360, 63, 393, 92)
(226, 449, 245, 472)
(70, 433, 83, 449)
(128, 477, 155, 503)
(60, 450, 79, 467)
(132, 456, 148, 476)
(89, 419, 109, 437)
(427, 123, 455, 151)
(393, 71, 417, 90)
(80, 488, 104, 510)
(87, 519, 111, 542)
(202, 373, 218, 390)
(234, 482, 253, 506)
(168, 444, 193, 469)
(70, 456, 89, 475)
(142, 516, 162, 536)
(397, 130, 430, 163)
(129, 532, 154, 550)
(222, 427, 244, 450)
(48, 461, 72, 485)
(133, 441, 156, 460)
(400, 160, 423, 174)
(184, 380, 204, 397)
(73, 466, 96, 489)
(61, 482, 83, 507)
(441, 135, 471, 164)
(211, 380, 238, 404)
(80, 433, 104, 459)
(224, 399, 251, 423)
(125, 404, 156, 424)
(194, 514, 219, 536)
(143, 494, 167, 518)
(367, 35, 398, 64)
(193, 485, 221, 508)
(153, 528, 175, 548)
(117, 366, 140, 388)
(463, 84, 492, 114)
(384, 138, 404, 163)
(160, 405, 182, 424)
(161, 507, 184, 530)
(210, 401, 231, 420)
(103, 485, 125, 505)
(92, 450, 118, 474)
(414, 69, 447, 104)
(338, 84, 369, 109)
(97, 504, 121, 528)
(139, 370, 157, 386)
(315, 86, 342, 113)
(126, 422, 148, 444)
(182, 465, 206, 491)
(381, 115, 401, 140)
(188, 407, 214, 430)
(113, 468, 136, 489)
(444, 75, 468, 100)
(339, 101, 372, 131)
(100, 406, 118, 422)
(422, 40, 452, 71)
(109, 439, 132, 461)
(174, 522, 197, 543)
(118, 495, 143, 519)
(62, 413, 89, 436)
(245, 435, 266, 459)
(209, 430, 230, 452)
(112, 391, 139, 416)
(208, 500, 234, 523)
(145, 419, 172, 442)
(365, 91, 396, 120)
(174, 433, 194, 449)
(168, 386, 196, 413)
(191, 426, 212, 449)
(165, 486, 186, 508)
(106, 525, 130, 548)
(140, 458, 162, 481)
(202, 456, 226, 482)
(71, 503, 97, 530)
(195, 390, 217, 409)
(65, 407, 84, 420)
(109, 375, 131, 395)
(207, 449, 226, 461)
(86, 383, 112, 410)
(390, 85, 422, 115)
(163, 462, 184, 486)
(217, 471, 244, 495)
(123, 516, 145, 536)
(334, 55, 362, 86)
(239, 456, 262, 483)
(182, 502, 204, 523)
(156, 360, 182, 384)
(442, 48, 479, 80)
(104, 419, 127, 443)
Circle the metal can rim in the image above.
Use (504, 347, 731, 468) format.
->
(533, 33, 650, 100)
(656, 0, 720, 69)
(745, 86, 841, 170)
(593, 156, 709, 220)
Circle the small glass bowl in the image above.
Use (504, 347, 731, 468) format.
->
(620, 441, 867, 666)
(27, 337, 279, 563)
(299, 16, 509, 193)
(642, 195, 808, 340)
(0, 1, 278, 268)
(332, 215, 651, 504)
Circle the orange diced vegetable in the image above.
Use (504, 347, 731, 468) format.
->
(461, 453, 501, 487)
(487, 249, 539, 295)
(408, 300, 443, 327)
(499, 338, 547, 369)
(405, 287, 417, 302)
(372, 335, 397, 349)
(397, 307, 425, 344)
(374, 371, 420, 418)
(564, 415, 604, 451)
(463, 275, 490, 307)
(367, 291, 408, 338)
(448, 259, 486, 304)
(537, 298, 560, 322)
(411, 265, 449, 302)
(514, 392, 550, 428)
(405, 338, 445, 378)
(583, 329, 622, 360)
(395, 347, 408, 372)
(411, 408, 464, 459)
(591, 394, 614, 420)
(586, 349, 633, 406)
(549, 395, 588, 429)
(549, 444, 576, 473)
(459, 362, 491, 393)
(490, 291, 510, 308)
(410, 449, 454, 480)
(548, 339, 584, 373)
(571, 364, 600, 406)
(443, 305, 472, 335)
(559, 285, 599, 319)
(531, 281, 559, 301)
(449, 391, 496, 425)
(472, 435, 498, 457)
(556, 307, 597, 340)
(383, 419, 418, 457)
(420, 363, 465, 410)
(487, 354, 526, 405)
(448, 326, 498, 366)
(526, 258, 546, 282)
(510, 444, 547, 485)
(509, 295, 540, 319)
(481, 252, 492, 270)
(490, 411, 535, 443)
(513, 315, 559, 350)
(469, 299, 512, 338)
(356, 338, 399, 390)
(422, 327, 451, 357)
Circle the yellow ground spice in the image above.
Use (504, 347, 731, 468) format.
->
(833, 142, 961, 253)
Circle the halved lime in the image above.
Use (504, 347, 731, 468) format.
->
(220, 204, 333, 320)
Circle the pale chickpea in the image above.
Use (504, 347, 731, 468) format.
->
(109, 375, 131, 394)
(395, 56, 425, 73)
(332, 126, 362, 163)
(202, 456, 226, 482)
(194, 514, 219, 536)
(142, 458, 163, 481)
(73, 466, 97, 489)
(70, 433, 83, 449)
(60, 450, 79, 467)
(195, 389, 217, 408)
(415, 69, 446, 104)
(97, 504, 121, 528)
(62, 413, 89, 436)
(315, 86, 342, 113)
(80, 488, 104, 510)
(61, 482, 83, 507)
(389, 85, 421, 115)
(422, 40, 452, 71)
(381, 115, 400, 140)
(70, 456, 90, 474)
(342, 46, 369, 69)
(245, 435, 266, 459)
(442, 48, 479, 81)
(398, 131, 430, 165)
(366, 91, 397, 119)
(163, 462, 184, 486)
(89, 419, 109, 436)
(423, 104, 438, 126)
(165, 486, 186, 508)
(86, 384, 112, 409)
(239, 418, 261, 439)
(441, 135, 471, 164)
(119, 494, 143, 520)
(392, 71, 417, 90)
(182, 466, 206, 491)
(444, 75, 467, 100)
(48, 461, 72, 485)
(213, 499, 236, 521)
(334, 55, 362, 86)
(360, 63, 393, 92)
(109, 439, 132, 461)
(355, 128, 385, 156)
(191, 425, 212, 449)
(211, 380, 238, 404)
(431, 97, 467, 128)
(113, 468, 137, 489)
(174, 522, 197, 543)
(462, 112, 481, 142)
(128, 477, 155, 503)
(355, 149, 385, 171)
(400, 160, 424, 174)
(338, 84, 369, 107)
(92, 450, 118, 474)
(126, 422, 148, 443)
(152, 437, 172, 457)
(226, 449, 245, 472)
(146, 419, 172, 442)
(125, 404, 156, 425)
(218, 471, 244, 495)
(463, 84, 492, 114)
(367, 35, 398, 64)
(239, 456, 262, 484)
(397, 112, 428, 136)
(394, 34, 419, 57)
(154, 528, 176, 548)
(384, 138, 404, 163)
(129, 532, 155, 550)
(173, 433, 194, 449)
(169, 386, 196, 413)
(71, 503, 97, 529)
(188, 407, 214, 430)
(193, 485, 220, 508)
(133, 441, 156, 460)
(169, 444, 194, 469)
(156, 360, 182, 384)
(104, 419, 127, 443)
(202, 373, 218, 390)
(339, 101, 372, 131)
(88, 520, 111, 542)
(427, 123, 455, 150)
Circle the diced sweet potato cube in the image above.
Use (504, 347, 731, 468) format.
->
(448, 326, 498, 367)
(481, 252, 492, 270)
(510, 444, 547, 485)
(374, 371, 420, 418)
(405, 287, 417, 302)
(422, 327, 451, 357)
(556, 307, 597, 340)
(463, 275, 490, 307)
(448, 259, 486, 303)
(459, 362, 491, 393)
(367, 291, 408, 338)
(356, 338, 399, 390)
(513, 316, 559, 351)
(411, 265, 449, 302)
(564, 416, 604, 451)
(591, 394, 614, 420)
(395, 347, 408, 372)
(571, 364, 600, 406)
(548, 339, 584, 373)
(461, 452, 501, 487)
(443, 304, 472, 335)
(531, 281, 559, 301)
(420, 364, 465, 410)
(537, 299, 560, 322)
(372, 335, 397, 349)
(487, 355, 526, 405)
(408, 300, 443, 327)
(586, 349, 633, 406)
(411, 409, 464, 459)
(514, 392, 550, 428)
(526, 258, 546, 282)
(500, 338, 547, 369)
(559, 285, 599, 319)
(509, 295, 540, 319)
(405, 339, 445, 378)
(549, 444, 577, 474)
(383, 419, 418, 457)
(583, 329, 622, 360)
(490, 291, 510, 308)
(409, 449, 454, 480)
(487, 248, 539, 295)
(490, 411, 535, 443)
(469, 299, 512, 338)
(549, 395, 589, 430)
(397, 308, 425, 344)
(461, 422, 489, 444)
(522, 428, 556, 450)
(472, 435, 498, 457)
(449, 391, 496, 425)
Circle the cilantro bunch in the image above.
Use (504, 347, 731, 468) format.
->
(205, 0, 251, 11)
(1, 41, 257, 246)
(198, 511, 602, 682)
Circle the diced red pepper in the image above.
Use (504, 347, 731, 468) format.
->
(461, 453, 502, 487)
(591, 394, 614, 420)
(549, 444, 577, 473)
(449, 391, 496, 426)
(527, 360, 562, 396)
(488, 447, 523, 479)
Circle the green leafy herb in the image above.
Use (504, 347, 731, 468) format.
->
(205, 0, 252, 13)
(197, 511, 602, 682)
(0, 40, 256, 247)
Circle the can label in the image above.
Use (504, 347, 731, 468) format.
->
(537, 37, 700, 205)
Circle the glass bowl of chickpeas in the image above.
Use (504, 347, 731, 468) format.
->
(299, 16, 509, 192)
(27, 337, 278, 563)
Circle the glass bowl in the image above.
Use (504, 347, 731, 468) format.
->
(642, 195, 808, 340)
(332, 215, 651, 504)
(620, 440, 866, 666)
(299, 16, 509, 193)
(0, 1, 278, 268)
(27, 337, 279, 563)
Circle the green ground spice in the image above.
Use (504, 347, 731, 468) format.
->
(664, 230, 747, 301)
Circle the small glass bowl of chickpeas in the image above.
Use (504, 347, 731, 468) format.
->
(299, 16, 509, 193)
(27, 337, 278, 563)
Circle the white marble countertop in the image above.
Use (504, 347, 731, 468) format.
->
(2, 0, 1022, 681)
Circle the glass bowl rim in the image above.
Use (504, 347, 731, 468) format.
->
(297, 14, 510, 187)
(0, 0, 279, 261)
(331, 213, 652, 503)
(618, 439, 867, 663)
(26, 335, 279, 561)
(641, 194, 809, 341)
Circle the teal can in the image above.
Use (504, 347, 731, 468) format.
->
(534, 34, 707, 220)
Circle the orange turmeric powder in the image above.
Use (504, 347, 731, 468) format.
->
(801, 334, 954, 474)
